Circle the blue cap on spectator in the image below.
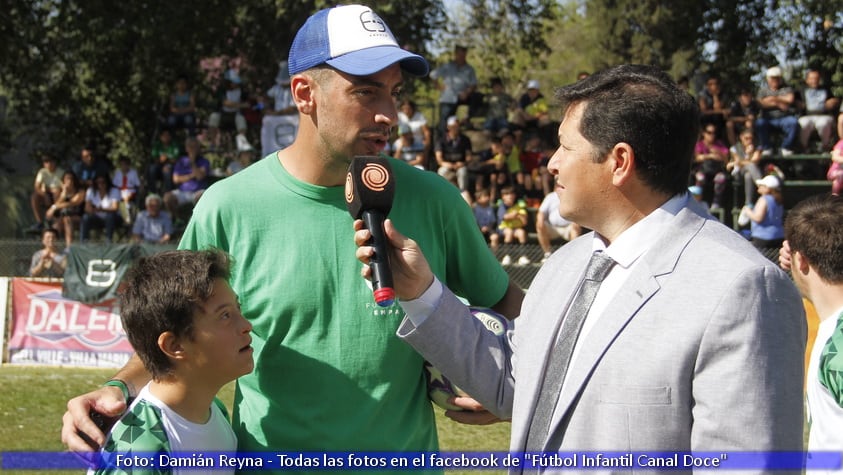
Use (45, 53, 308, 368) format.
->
(688, 185, 702, 196)
(288, 5, 429, 77)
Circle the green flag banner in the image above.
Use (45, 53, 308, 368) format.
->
(62, 243, 152, 303)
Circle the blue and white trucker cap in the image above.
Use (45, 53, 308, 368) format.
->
(288, 4, 429, 77)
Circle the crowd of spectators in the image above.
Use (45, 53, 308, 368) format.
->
(26, 60, 841, 272)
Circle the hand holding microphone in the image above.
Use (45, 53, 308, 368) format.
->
(345, 156, 397, 307)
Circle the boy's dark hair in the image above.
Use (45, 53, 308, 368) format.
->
(119, 249, 233, 378)
(784, 194, 843, 285)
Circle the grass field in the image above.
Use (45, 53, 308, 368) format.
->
(0, 365, 510, 474)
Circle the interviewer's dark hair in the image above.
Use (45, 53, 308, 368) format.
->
(119, 249, 232, 379)
(554, 64, 699, 196)
(784, 194, 843, 284)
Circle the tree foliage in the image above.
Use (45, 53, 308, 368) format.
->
(0, 0, 444, 166)
(453, 0, 560, 87)
(1, 0, 842, 168)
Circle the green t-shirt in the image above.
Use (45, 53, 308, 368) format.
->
(179, 154, 509, 463)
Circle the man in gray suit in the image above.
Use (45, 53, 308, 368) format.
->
(354, 65, 805, 473)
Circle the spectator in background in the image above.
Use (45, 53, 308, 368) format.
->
(265, 60, 297, 117)
(693, 123, 730, 210)
(226, 145, 254, 176)
(393, 124, 426, 169)
(29, 228, 66, 278)
(728, 128, 764, 205)
(519, 135, 545, 200)
(207, 69, 251, 152)
(261, 60, 299, 155)
(536, 190, 581, 262)
(726, 88, 761, 146)
(435, 115, 473, 203)
(756, 66, 799, 156)
(741, 174, 785, 249)
(71, 145, 112, 189)
(828, 137, 843, 195)
(468, 138, 503, 201)
(397, 99, 431, 154)
(492, 131, 523, 196)
(430, 44, 481, 133)
(29, 153, 64, 234)
(81, 173, 121, 243)
(495, 186, 530, 266)
(511, 80, 550, 144)
(131, 194, 173, 245)
(698, 74, 729, 143)
(163, 137, 210, 220)
(783, 195, 843, 467)
(147, 129, 180, 196)
(798, 68, 839, 152)
(112, 156, 142, 226)
(165, 75, 197, 136)
(472, 188, 499, 249)
(483, 77, 514, 135)
(46, 171, 85, 248)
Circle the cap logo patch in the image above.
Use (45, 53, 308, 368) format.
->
(360, 11, 387, 34)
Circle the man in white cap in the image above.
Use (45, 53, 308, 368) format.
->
(262, 59, 299, 154)
(62, 4, 524, 468)
(513, 79, 551, 145)
(265, 59, 296, 116)
(756, 66, 799, 157)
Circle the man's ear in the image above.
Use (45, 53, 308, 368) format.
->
(609, 142, 635, 186)
(291, 74, 314, 115)
(158, 332, 186, 361)
(794, 250, 811, 276)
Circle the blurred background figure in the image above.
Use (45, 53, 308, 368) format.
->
(165, 75, 197, 137)
(29, 228, 66, 278)
(28, 152, 64, 234)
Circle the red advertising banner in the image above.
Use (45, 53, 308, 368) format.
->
(8, 278, 133, 367)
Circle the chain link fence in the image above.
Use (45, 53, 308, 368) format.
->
(0, 238, 783, 291)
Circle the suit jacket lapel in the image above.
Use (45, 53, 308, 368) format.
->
(541, 204, 709, 450)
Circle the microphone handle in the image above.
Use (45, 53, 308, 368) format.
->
(362, 209, 395, 306)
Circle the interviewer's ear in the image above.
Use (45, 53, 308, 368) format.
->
(609, 142, 635, 186)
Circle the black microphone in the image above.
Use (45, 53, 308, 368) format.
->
(345, 156, 396, 307)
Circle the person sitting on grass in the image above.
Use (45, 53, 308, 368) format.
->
(88, 249, 253, 475)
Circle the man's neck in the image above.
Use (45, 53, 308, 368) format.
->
(592, 190, 673, 245)
(278, 144, 347, 187)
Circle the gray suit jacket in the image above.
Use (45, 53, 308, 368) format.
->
(399, 201, 805, 473)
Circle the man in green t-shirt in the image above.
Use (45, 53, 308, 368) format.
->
(62, 4, 524, 472)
